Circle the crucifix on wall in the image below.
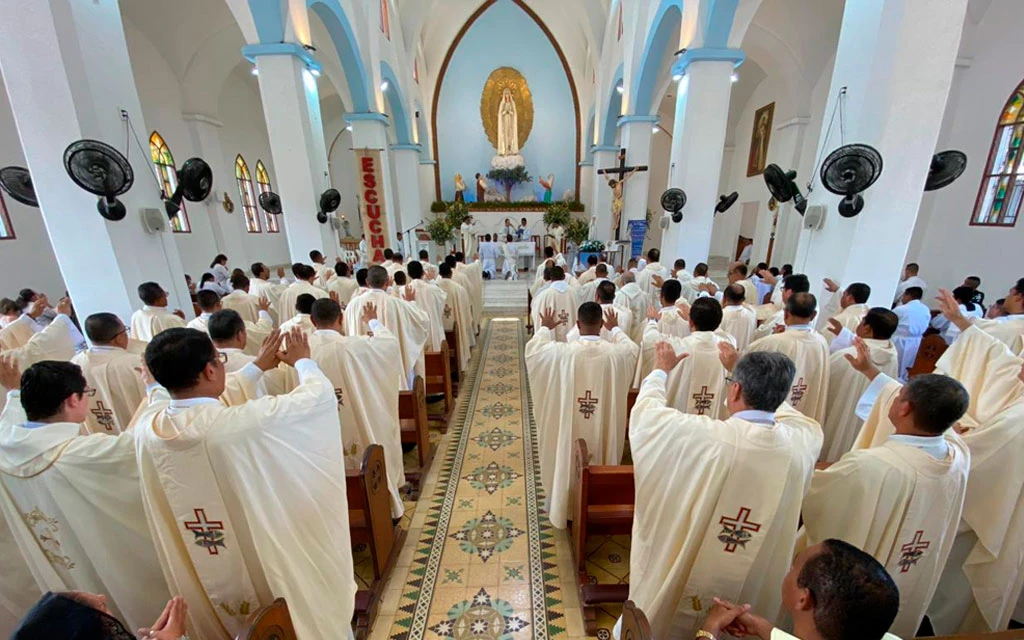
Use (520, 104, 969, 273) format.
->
(597, 148, 648, 240)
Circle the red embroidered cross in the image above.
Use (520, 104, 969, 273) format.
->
(184, 508, 226, 555)
(577, 390, 599, 419)
(790, 377, 808, 405)
(557, 310, 570, 325)
(898, 530, 930, 573)
(692, 386, 715, 415)
(444, 305, 452, 319)
(334, 388, 345, 408)
(718, 507, 762, 552)
(90, 402, 115, 431)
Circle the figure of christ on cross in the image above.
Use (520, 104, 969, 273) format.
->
(597, 148, 648, 241)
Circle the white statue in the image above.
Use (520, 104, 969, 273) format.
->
(497, 88, 519, 156)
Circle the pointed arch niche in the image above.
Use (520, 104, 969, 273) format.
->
(431, 0, 581, 202)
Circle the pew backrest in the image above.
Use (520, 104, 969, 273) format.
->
(236, 598, 296, 640)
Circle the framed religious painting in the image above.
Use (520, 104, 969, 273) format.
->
(747, 102, 775, 177)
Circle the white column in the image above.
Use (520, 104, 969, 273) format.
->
(181, 113, 249, 267)
(760, 117, 811, 267)
(347, 114, 400, 245)
(617, 118, 658, 240)
(247, 47, 335, 263)
(390, 145, 425, 239)
(0, 0, 190, 322)
(661, 52, 743, 266)
(794, 0, 968, 304)
(578, 160, 594, 218)
(590, 147, 619, 244)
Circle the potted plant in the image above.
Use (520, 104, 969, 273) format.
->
(425, 216, 455, 252)
(486, 166, 532, 201)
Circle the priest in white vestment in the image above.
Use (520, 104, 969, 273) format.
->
(686, 263, 719, 303)
(327, 262, 361, 308)
(438, 263, 475, 372)
(309, 250, 335, 289)
(633, 298, 734, 417)
(720, 284, 757, 351)
(721, 263, 761, 316)
(0, 359, 169, 633)
(652, 279, 690, 338)
(892, 263, 928, 307)
(344, 266, 428, 391)
(613, 271, 649, 344)
(133, 327, 356, 639)
(130, 282, 187, 342)
(747, 293, 831, 423)
(208, 310, 258, 373)
(189, 290, 274, 356)
(403, 261, 448, 354)
(70, 313, 146, 434)
(635, 248, 671, 300)
(620, 343, 821, 639)
(750, 274, 811, 342)
(0, 302, 78, 412)
(247, 262, 287, 312)
(817, 279, 871, 344)
(891, 286, 931, 380)
(526, 304, 638, 529)
(220, 275, 262, 324)
(965, 276, 1024, 354)
(278, 293, 317, 337)
(576, 264, 610, 307)
(455, 256, 484, 333)
(275, 264, 329, 321)
(530, 265, 578, 343)
(0, 296, 50, 352)
(479, 235, 499, 279)
(568, 281, 634, 343)
(801, 335, 970, 637)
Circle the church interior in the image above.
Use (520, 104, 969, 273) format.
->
(0, 0, 1023, 639)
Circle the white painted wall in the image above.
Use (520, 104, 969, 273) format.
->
(907, 0, 1024, 299)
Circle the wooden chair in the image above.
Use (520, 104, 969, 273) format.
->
(920, 632, 1024, 640)
(527, 289, 534, 332)
(424, 341, 454, 426)
(620, 601, 653, 640)
(908, 334, 949, 378)
(445, 328, 462, 397)
(569, 438, 635, 634)
(400, 375, 434, 487)
(236, 598, 296, 640)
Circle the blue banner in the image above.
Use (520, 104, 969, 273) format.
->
(627, 220, 648, 261)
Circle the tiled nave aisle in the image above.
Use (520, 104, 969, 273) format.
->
(368, 316, 604, 640)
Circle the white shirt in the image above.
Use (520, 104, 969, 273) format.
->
(855, 372, 949, 459)
(893, 275, 928, 306)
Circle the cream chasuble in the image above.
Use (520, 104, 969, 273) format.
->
(614, 283, 650, 344)
(133, 361, 356, 640)
(0, 316, 78, 413)
(565, 304, 634, 344)
(656, 307, 690, 338)
(344, 289, 428, 391)
(0, 316, 35, 351)
(820, 337, 899, 462)
(801, 405, 969, 637)
(0, 393, 169, 632)
(313, 262, 335, 289)
(456, 262, 484, 332)
(530, 282, 579, 343)
(275, 281, 328, 321)
(328, 276, 361, 308)
(738, 279, 761, 309)
(438, 278, 475, 371)
(405, 279, 448, 352)
(130, 306, 186, 342)
(248, 277, 285, 309)
(971, 316, 1024, 355)
(71, 347, 146, 435)
(219, 348, 255, 373)
(634, 323, 734, 417)
(219, 290, 261, 324)
(747, 329, 830, 423)
(525, 327, 638, 529)
(624, 372, 822, 638)
(751, 309, 784, 343)
(636, 263, 671, 300)
(721, 304, 757, 352)
(819, 301, 869, 345)
(452, 269, 478, 328)
(278, 313, 315, 338)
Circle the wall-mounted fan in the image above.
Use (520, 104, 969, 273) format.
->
(819, 143, 883, 218)
(0, 166, 38, 207)
(317, 188, 341, 224)
(715, 192, 738, 216)
(258, 191, 282, 216)
(63, 140, 134, 221)
(661, 188, 687, 224)
(763, 164, 807, 215)
(924, 150, 967, 191)
(164, 158, 213, 219)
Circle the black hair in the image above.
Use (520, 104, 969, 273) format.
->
(356, 268, 368, 287)
(200, 273, 214, 285)
(296, 293, 316, 314)
(845, 282, 871, 304)
(595, 264, 609, 277)
(20, 361, 86, 421)
(196, 290, 220, 312)
(145, 328, 218, 392)
(544, 247, 555, 258)
(661, 279, 682, 305)
(694, 263, 709, 277)
(952, 286, 977, 312)
(578, 301, 603, 327)
(587, 255, 598, 266)
(904, 374, 970, 435)
(861, 308, 898, 340)
(335, 261, 350, 277)
(786, 292, 817, 320)
(83, 312, 125, 344)
(419, 250, 429, 260)
(137, 282, 165, 305)
(690, 297, 723, 332)
(596, 281, 616, 303)
(674, 259, 686, 270)
(903, 287, 924, 301)
(383, 248, 394, 260)
(394, 271, 407, 286)
(311, 298, 342, 327)
(784, 274, 811, 293)
(439, 263, 453, 278)
(208, 309, 245, 342)
(724, 283, 746, 304)
(407, 261, 425, 280)
(210, 254, 227, 269)
(647, 248, 660, 262)
(230, 274, 250, 291)
(251, 262, 266, 278)
(548, 265, 565, 281)
(309, 250, 323, 261)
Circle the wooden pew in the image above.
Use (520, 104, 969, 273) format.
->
(908, 334, 949, 378)
(569, 438, 635, 634)
(347, 444, 406, 639)
(236, 598, 297, 640)
(424, 341, 454, 426)
(527, 289, 533, 332)
(400, 375, 434, 487)
(921, 631, 1024, 640)
(619, 601, 653, 640)
(445, 327, 463, 397)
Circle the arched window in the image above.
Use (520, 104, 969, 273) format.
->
(973, 81, 1024, 227)
(149, 131, 191, 233)
(255, 160, 279, 233)
(235, 155, 261, 233)
(0, 191, 14, 240)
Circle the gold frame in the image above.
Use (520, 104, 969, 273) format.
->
(480, 67, 534, 152)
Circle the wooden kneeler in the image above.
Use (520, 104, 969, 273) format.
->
(347, 444, 405, 640)
(236, 598, 297, 640)
(908, 334, 949, 378)
(569, 438, 636, 635)
(619, 601, 653, 640)
(424, 341, 454, 429)
(445, 328, 462, 397)
(399, 375, 434, 487)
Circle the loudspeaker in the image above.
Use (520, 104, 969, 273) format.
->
(141, 207, 168, 233)
(803, 204, 826, 230)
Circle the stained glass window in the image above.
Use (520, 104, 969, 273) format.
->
(0, 191, 13, 240)
(255, 160, 279, 233)
(235, 155, 261, 233)
(380, 0, 390, 40)
(973, 81, 1024, 227)
(149, 131, 191, 233)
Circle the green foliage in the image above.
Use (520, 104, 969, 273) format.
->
(567, 201, 585, 212)
(543, 202, 572, 229)
(487, 166, 533, 201)
(445, 200, 471, 228)
(565, 217, 590, 246)
(429, 200, 585, 212)
(430, 201, 447, 213)
(425, 216, 455, 245)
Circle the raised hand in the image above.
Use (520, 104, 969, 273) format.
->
(602, 308, 618, 331)
(0, 355, 22, 391)
(646, 306, 660, 322)
(827, 317, 842, 336)
(651, 274, 665, 288)
(403, 286, 417, 303)
(718, 341, 740, 372)
(844, 336, 879, 380)
(540, 307, 559, 330)
(362, 302, 378, 324)
(936, 288, 971, 331)
(278, 327, 311, 365)
(654, 341, 688, 373)
(28, 295, 49, 319)
(258, 296, 271, 312)
(172, 309, 186, 320)
(675, 301, 691, 322)
(771, 323, 786, 335)
(276, 266, 286, 278)
(55, 296, 72, 317)
(253, 329, 284, 371)
(823, 277, 840, 293)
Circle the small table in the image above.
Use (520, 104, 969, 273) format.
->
(512, 241, 536, 272)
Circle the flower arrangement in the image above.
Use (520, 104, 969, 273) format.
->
(579, 240, 605, 253)
(425, 216, 455, 247)
(565, 217, 590, 246)
(543, 202, 572, 229)
(445, 200, 471, 228)
(486, 166, 533, 201)
(429, 201, 584, 212)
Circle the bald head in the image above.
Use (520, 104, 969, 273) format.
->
(785, 292, 818, 322)
(619, 271, 635, 285)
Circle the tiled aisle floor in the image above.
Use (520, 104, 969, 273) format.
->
(370, 317, 601, 640)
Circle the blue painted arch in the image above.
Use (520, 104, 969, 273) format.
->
(248, 0, 285, 43)
(379, 61, 412, 144)
(307, 0, 372, 113)
(601, 63, 624, 146)
(633, 0, 683, 117)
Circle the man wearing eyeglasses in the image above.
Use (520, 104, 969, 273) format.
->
(71, 312, 146, 434)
